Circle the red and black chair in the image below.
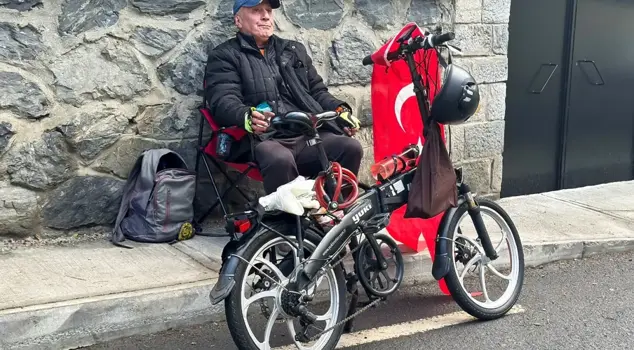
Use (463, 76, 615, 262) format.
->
(193, 104, 263, 237)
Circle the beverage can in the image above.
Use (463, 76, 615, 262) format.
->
(256, 102, 272, 113)
(216, 132, 234, 160)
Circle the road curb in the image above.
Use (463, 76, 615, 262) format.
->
(0, 280, 222, 350)
(3, 238, 634, 350)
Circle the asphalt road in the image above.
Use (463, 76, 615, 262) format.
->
(84, 250, 634, 350)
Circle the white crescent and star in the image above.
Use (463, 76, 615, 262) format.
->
(394, 82, 424, 151)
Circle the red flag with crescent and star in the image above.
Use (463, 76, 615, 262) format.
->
(369, 22, 450, 294)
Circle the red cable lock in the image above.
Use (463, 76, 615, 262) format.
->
(314, 162, 359, 210)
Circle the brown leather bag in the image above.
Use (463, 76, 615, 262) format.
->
(404, 121, 458, 219)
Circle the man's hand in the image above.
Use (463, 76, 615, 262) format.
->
(344, 126, 358, 137)
(246, 110, 275, 134)
(338, 111, 360, 136)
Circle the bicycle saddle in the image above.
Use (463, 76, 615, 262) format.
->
(270, 111, 316, 137)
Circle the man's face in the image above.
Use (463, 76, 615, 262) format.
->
(235, 2, 274, 42)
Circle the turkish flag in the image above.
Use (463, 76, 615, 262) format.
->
(369, 23, 450, 294)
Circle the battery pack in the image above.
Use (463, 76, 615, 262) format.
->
(376, 168, 416, 213)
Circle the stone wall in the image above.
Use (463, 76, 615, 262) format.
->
(449, 0, 509, 199)
(0, 0, 508, 239)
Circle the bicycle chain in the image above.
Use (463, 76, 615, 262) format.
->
(302, 229, 387, 342)
(307, 295, 383, 342)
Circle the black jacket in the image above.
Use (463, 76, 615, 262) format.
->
(203, 32, 350, 144)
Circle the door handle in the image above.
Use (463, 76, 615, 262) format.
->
(576, 60, 605, 86)
(528, 63, 559, 94)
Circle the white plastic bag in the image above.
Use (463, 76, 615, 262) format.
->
(258, 176, 321, 215)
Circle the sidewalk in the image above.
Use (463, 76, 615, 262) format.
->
(2, 181, 634, 350)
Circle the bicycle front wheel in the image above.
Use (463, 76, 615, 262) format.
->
(444, 197, 525, 320)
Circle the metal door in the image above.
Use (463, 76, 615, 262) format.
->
(501, 0, 571, 197)
(561, 0, 634, 188)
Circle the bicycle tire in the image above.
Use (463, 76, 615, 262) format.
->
(225, 224, 347, 349)
(443, 197, 525, 320)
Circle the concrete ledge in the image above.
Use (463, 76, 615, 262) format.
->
(582, 238, 634, 258)
(523, 241, 584, 267)
(0, 280, 221, 350)
(3, 238, 634, 350)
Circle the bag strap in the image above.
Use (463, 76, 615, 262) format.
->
(110, 154, 145, 248)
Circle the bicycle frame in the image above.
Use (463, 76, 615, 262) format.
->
(209, 30, 500, 305)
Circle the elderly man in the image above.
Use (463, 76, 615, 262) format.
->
(203, 0, 363, 195)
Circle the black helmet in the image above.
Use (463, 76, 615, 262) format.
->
(430, 64, 480, 125)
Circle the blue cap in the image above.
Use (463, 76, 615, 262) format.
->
(233, 0, 280, 15)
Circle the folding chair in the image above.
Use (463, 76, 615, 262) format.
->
(193, 104, 263, 237)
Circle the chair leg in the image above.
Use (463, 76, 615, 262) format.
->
(199, 154, 229, 219)
(195, 155, 259, 236)
(209, 157, 255, 203)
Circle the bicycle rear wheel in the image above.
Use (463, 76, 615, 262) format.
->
(443, 198, 525, 320)
(225, 224, 347, 349)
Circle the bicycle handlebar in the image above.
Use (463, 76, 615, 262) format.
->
(314, 111, 338, 120)
(362, 31, 455, 66)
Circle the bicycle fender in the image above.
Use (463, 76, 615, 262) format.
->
(431, 200, 463, 281)
(209, 223, 267, 305)
(209, 241, 248, 305)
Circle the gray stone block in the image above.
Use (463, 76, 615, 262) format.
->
(0, 122, 14, 155)
(447, 124, 465, 162)
(6, 131, 78, 191)
(283, 0, 344, 30)
(42, 176, 125, 230)
(354, 127, 374, 150)
(57, 105, 132, 161)
(457, 56, 508, 83)
(0, 71, 50, 119)
(58, 0, 127, 36)
(492, 156, 503, 192)
(0, 23, 44, 62)
(492, 24, 509, 54)
(130, 0, 205, 15)
(465, 120, 505, 159)
(328, 25, 375, 86)
(50, 38, 152, 106)
(157, 28, 224, 96)
(131, 26, 187, 58)
(482, 0, 511, 24)
(0, 0, 42, 11)
(358, 93, 373, 127)
(0, 181, 39, 237)
(471, 82, 507, 122)
(459, 159, 492, 194)
(356, 0, 398, 30)
(484, 82, 507, 120)
(407, 0, 453, 26)
(453, 23, 492, 56)
(454, 0, 481, 23)
(135, 97, 201, 140)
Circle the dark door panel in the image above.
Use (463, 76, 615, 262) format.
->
(501, 0, 570, 197)
(563, 0, 634, 188)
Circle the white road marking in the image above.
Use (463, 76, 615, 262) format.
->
(274, 305, 525, 349)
